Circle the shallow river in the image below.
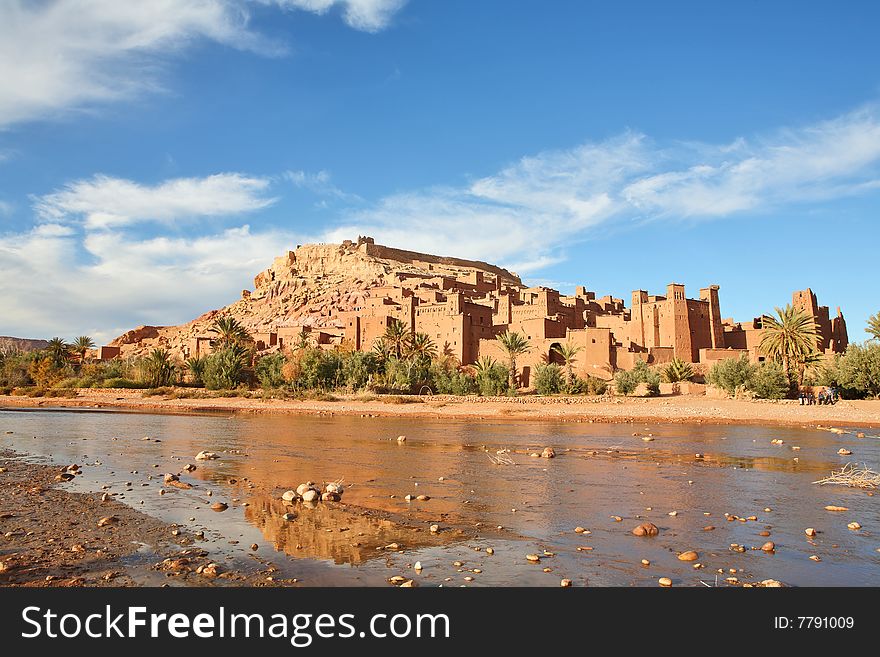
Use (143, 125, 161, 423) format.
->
(1, 407, 878, 586)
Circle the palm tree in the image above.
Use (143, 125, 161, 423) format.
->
(473, 355, 499, 374)
(185, 356, 207, 386)
(292, 330, 312, 351)
(867, 311, 880, 341)
(760, 304, 819, 383)
(661, 357, 694, 383)
(496, 330, 531, 389)
(143, 349, 176, 388)
(405, 332, 437, 361)
(383, 319, 410, 359)
(72, 336, 95, 364)
(209, 316, 251, 349)
(371, 337, 393, 361)
(45, 337, 70, 368)
(551, 341, 582, 387)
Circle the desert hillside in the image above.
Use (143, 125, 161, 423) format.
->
(110, 237, 521, 358)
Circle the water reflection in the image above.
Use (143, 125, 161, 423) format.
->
(1, 407, 878, 586)
(243, 495, 455, 565)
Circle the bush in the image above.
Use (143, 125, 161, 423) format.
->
(534, 363, 564, 395)
(28, 356, 72, 389)
(475, 362, 509, 396)
(289, 348, 342, 390)
(643, 369, 661, 397)
(204, 346, 250, 390)
(661, 357, 694, 383)
(430, 362, 477, 395)
(1, 351, 34, 387)
(381, 357, 418, 393)
(341, 351, 381, 391)
(255, 353, 286, 389)
(185, 356, 208, 386)
(138, 349, 177, 388)
(617, 360, 660, 396)
(584, 375, 608, 395)
(821, 343, 880, 399)
(707, 356, 754, 396)
(614, 369, 638, 396)
(750, 361, 789, 399)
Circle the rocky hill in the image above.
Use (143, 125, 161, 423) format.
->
(109, 237, 521, 358)
(0, 337, 50, 353)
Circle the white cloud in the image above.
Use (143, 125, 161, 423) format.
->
(0, 222, 297, 343)
(265, 0, 407, 32)
(34, 173, 276, 229)
(0, 1, 267, 129)
(0, 0, 406, 130)
(330, 106, 880, 272)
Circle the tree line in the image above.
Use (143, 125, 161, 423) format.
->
(2, 308, 879, 399)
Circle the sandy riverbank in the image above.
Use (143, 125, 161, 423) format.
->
(0, 450, 296, 587)
(2, 389, 879, 429)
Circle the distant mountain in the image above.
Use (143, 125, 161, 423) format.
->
(0, 336, 49, 353)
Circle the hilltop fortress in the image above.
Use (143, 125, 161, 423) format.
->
(105, 236, 849, 384)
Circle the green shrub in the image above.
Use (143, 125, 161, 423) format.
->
(204, 346, 250, 390)
(341, 351, 381, 390)
(614, 369, 638, 396)
(584, 375, 608, 395)
(475, 362, 509, 396)
(185, 356, 208, 386)
(643, 369, 661, 397)
(821, 343, 880, 399)
(750, 361, 790, 399)
(661, 357, 694, 383)
(534, 363, 564, 395)
(707, 356, 754, 396)
(255, 352, 286, 389)
(631, 360, 651, 381)
(139, 349, 177, 388)
(0, 351, 34, 387)
(430, 362, 477, 395)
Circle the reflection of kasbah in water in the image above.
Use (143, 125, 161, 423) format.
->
(101, 237, 848, 385)
(243, 495, 454, 565)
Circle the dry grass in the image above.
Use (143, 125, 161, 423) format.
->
(813, 463, 880, 489)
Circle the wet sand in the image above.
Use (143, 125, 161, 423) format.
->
(2, 389, 879, 429)
(0, 450, 297, 587)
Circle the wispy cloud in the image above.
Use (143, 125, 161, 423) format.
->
(329, 106, 880, 272)
(284, 169, 363, 202)
(0, 0, 407, 130)
(34, 173, 277, 229)
(264, 0, 408, 32)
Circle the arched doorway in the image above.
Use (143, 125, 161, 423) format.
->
(548, 342, 565, 365)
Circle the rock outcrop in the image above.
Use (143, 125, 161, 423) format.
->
(110, 237, 520, 359)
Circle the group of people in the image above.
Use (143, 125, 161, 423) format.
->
(799, 387, 838, 405)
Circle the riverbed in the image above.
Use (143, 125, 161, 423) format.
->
(1, 407, 878, 586)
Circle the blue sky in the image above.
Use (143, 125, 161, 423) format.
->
(1, 0, 878, 344)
